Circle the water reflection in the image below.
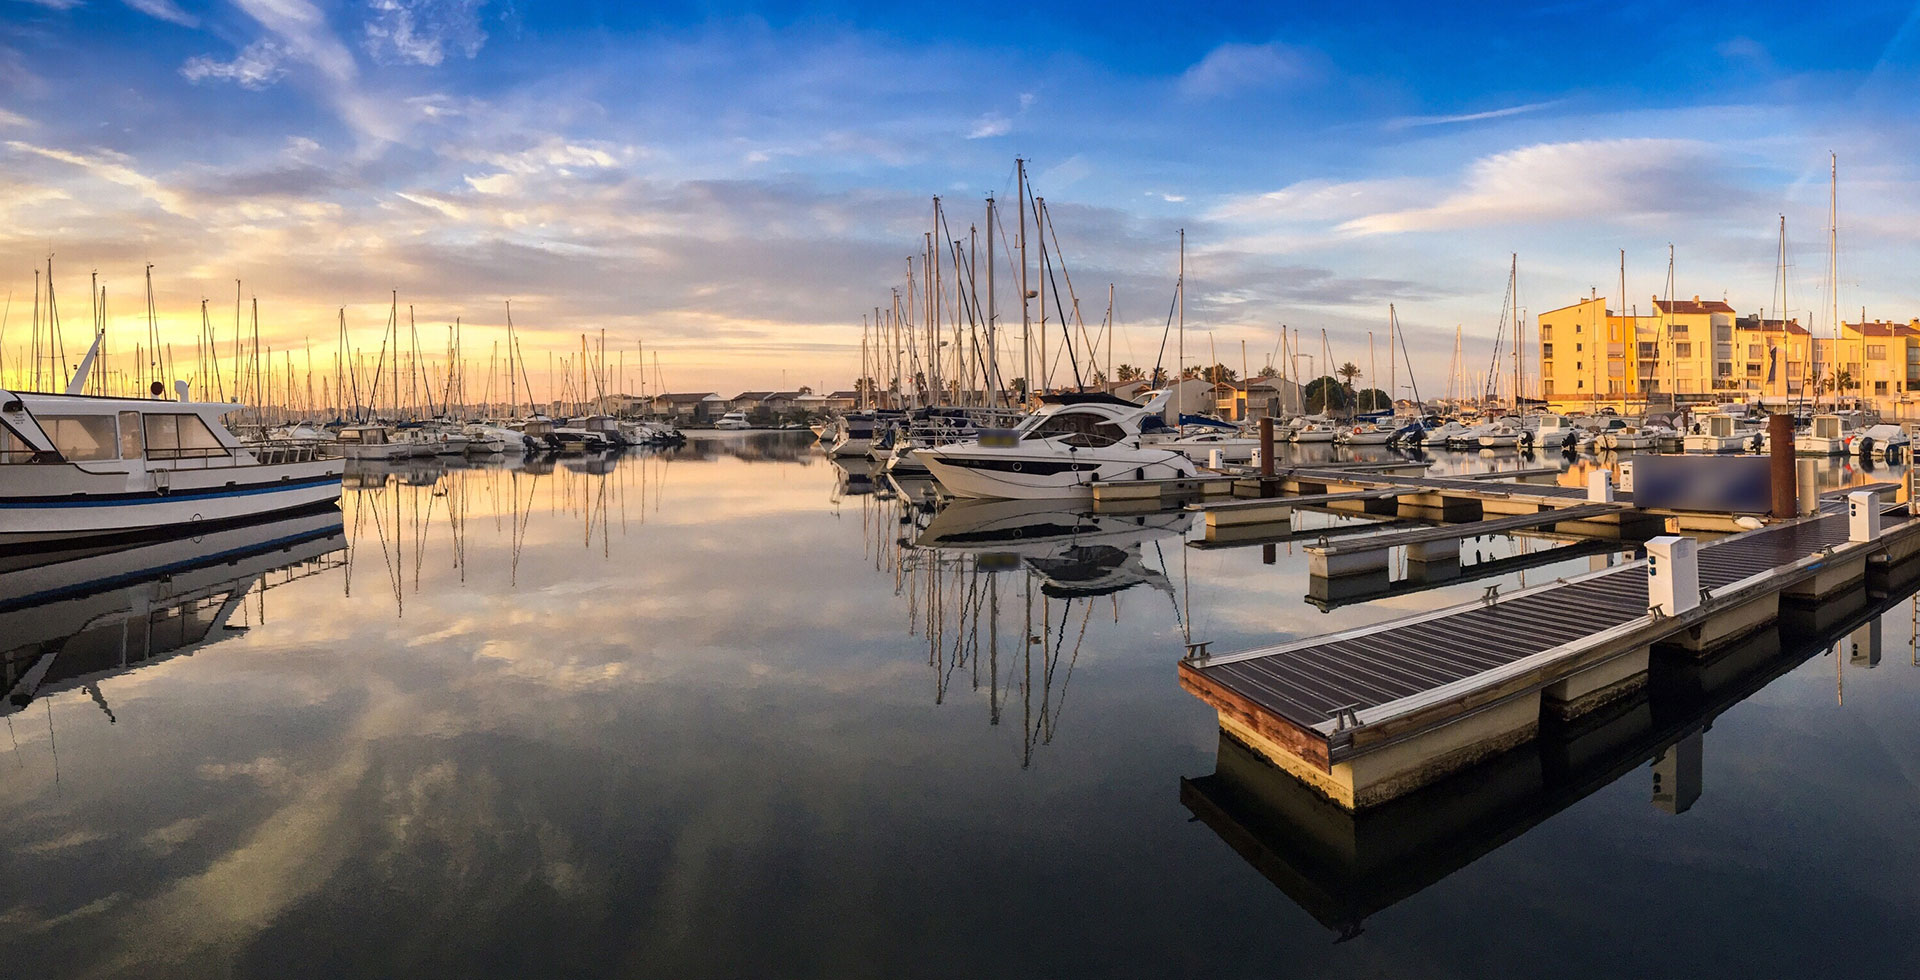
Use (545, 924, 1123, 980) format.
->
(897, 498, 1192, 766)
(1180, 565, 1920, 941)
(2, 508, 348, 723)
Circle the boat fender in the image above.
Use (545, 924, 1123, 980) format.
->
(1858, 435, 1875, 459)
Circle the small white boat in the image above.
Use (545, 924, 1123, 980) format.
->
(1290, 422, 1338, 444)
(337, 424, 408, 460)
(1794, 414, 1851, 456)
(1683, 414, 1751, 454)
(1851, 423, 1909, 460)
(1336, 422, 1394, 445)
(714, 411, 751, 430)
(1422, 421, 1469, 447)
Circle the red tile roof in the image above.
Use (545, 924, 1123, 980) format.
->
(1652, 295, 1734, 315)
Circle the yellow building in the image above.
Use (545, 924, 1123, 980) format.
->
(1538, 294, 1824, 413)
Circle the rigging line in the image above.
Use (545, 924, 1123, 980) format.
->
(1149, 282, 1179, 384)
(1033, 201, 1085, 389)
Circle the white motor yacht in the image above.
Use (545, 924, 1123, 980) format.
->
(714, 411, 751, 430)
(917, 393, 1198, 500)
(0, 385, 342, 547)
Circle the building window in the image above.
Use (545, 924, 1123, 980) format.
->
(1541, 344, 1553, 359)
(1675, 342, 1692, 357)
(1716, 363, 1733, 377)
(1671, 323, 1688, 334)
(1876, 381, 1890, 395)
(1575, 325, 1582, 334)
(1577, 380, 1584, 390)
(1576, 362, 1583, 371)
(1576, 343, 1583, 352)
(1748, 344, 1764, 359)
(1868, 345, 1887, 360)
(1543, 381, 1555, 396)
(1541, 326, 1553, 340)
(1608, 381, 1624, 394)
(1746, 364, 1761, 377)
(1639, 342, 1658, 359)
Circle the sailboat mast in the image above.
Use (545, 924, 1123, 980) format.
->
(1177, 229, 1185, 424)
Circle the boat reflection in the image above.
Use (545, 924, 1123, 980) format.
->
(1, 507, 348, 720)
(898, 498, 1193, 766)
(1179, 571, 1920, 940)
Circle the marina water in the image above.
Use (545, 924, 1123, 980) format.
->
(4, 433, 1919, 978)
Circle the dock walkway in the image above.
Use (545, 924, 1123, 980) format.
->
(1179, 497, 1920, 810)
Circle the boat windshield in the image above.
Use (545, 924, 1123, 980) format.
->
(1022, 410, 1127, 447)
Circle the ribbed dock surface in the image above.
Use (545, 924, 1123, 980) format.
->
(1191, 502, 1887, 732)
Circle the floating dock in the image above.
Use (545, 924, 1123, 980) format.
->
(1179, 492, 1920, 811)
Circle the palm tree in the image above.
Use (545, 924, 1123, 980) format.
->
(1115, 363, 1143, 382)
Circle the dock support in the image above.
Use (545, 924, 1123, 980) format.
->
(1769, 414, 1796, 519)
(1544, 646, 1649, 719)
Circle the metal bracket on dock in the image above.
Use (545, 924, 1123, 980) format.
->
(1183, 640, 1212, 663)
(1332, 705, 1361, 732)
(1481, 584, 1500, 605)
(1648, 602, 1667, 621)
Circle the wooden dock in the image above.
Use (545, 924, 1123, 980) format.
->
(1179, 494, 1920, 811)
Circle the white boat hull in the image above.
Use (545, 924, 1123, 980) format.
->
(920, 446, 1197, 500)
(1, 458, 343, 546)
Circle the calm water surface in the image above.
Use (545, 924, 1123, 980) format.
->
(4, 433, 1920, 978)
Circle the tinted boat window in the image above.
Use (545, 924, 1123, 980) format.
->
(0, 421, 35, 462)
(39, 415, 118, 461)
(144, 413, 229, 459)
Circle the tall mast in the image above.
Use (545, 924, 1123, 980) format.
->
(986, 195, 998, 403)
(1017, 158, 1031, 399)
(1177, 229, 1185, 424)
(1388, 304, 1396, 414)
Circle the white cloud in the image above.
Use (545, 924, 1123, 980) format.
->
(122, 0, 198, 27)
(1385, 100, 1562, 130)
(966, 112, 1009, 139)
(5, 139, 193, 215)
(17, 0, 83, 9)
(182, 40, 290, 89)
(1178, 42, 1315, 98)
(1338, 138, 1729, 235)
(363, 0, 488, 67)
(0, 108, 31, 128)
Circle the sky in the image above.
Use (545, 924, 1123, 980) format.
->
(6, 1, 1920, 400)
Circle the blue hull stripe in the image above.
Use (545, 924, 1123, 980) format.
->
(0, 476, 340, 509)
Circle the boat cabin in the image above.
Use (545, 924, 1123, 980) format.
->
(2, 389, 240, 468)
(337, 424, 391, 446)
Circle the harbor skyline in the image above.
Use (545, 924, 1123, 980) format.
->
(7, 3, 1920, 393)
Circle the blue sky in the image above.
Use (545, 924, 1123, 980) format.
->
(5, 1, 1920, 394)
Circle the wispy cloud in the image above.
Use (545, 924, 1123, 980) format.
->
(17, 0, 83, 9)
(5, 139, 194, 216)
(0, 108, 31, 128)
(966, 112, 1009, 139)
(182, 40, 290, 90)
(1178, 42, 1316, 98)
(122, 0, 198, 27)
(363, 0, 489, 67)
(1385, 100, 1563, 130)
